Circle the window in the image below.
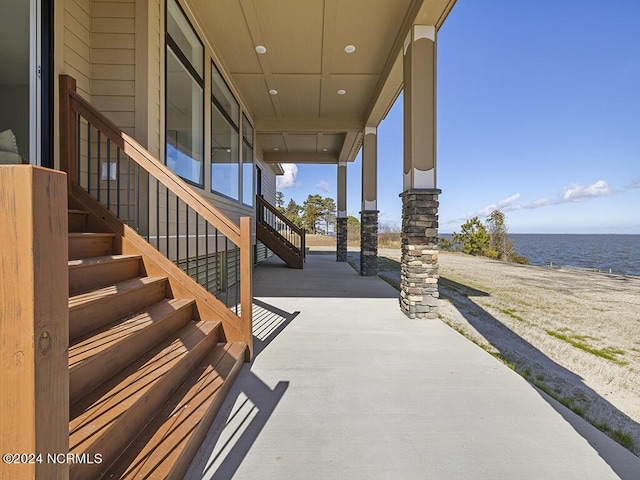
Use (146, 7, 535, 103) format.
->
(211, 63, 240, 200)
(211, 102, 239, 200)
(165, 0, 204, 186)
(242, 114, 254, 206)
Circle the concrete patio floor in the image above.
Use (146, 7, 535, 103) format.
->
(186, 254, 640, 479)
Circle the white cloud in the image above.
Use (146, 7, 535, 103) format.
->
(444, 180, 616, 226)
(315, 180, 330, 193)
(626, 178, 640, 189)
(562, 180, 611, 202)
(450, 193, 521, 223)
(276, 164, 299, 189)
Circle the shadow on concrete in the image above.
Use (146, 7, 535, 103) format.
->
(254, 254, 399, 299)
(186, 369, 289, 480)
(252, 298, 300, 357)
(440, 275, 640, 479)
(186, 299, 298, 479)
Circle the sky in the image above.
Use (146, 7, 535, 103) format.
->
(275, 0, 640, 234)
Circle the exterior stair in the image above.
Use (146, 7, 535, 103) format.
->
(67, 206, 246, 479)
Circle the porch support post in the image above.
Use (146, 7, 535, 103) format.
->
(400, 25, 440, 318)
(0, 166, 69, 479)
(336, 161, 348, 262)
(360, 127, 378, 276)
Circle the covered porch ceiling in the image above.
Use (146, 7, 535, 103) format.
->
(187, 0, 456, 164)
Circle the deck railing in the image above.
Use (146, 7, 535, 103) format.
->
(59, 75, 252, 350)
(256, 195, 305, 268)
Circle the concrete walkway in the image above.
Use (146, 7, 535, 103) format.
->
(187, 254, 640, 479)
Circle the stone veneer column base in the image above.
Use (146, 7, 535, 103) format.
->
(399, 189, 441, 319)
(336, 217, 348, 262)
(360, 210, 378, 276)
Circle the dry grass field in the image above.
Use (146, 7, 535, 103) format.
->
(304, 233, 401, 249)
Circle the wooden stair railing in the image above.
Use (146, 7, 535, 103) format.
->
(59, 75, 252, 358)
(256, 195, 305, 269)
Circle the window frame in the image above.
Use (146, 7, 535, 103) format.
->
(164, 0, 205, 188)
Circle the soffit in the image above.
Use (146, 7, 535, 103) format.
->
(187, 0, 457, 163)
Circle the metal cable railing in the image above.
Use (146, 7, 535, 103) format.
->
(60, 75, 251, 349)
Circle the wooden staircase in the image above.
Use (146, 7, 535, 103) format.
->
(256, 195, 305, 269)
(66, 205, 245, 479)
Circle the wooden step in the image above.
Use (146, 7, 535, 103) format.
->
(69, 232, 116, 260)
(105, 342, 246, 479)
(69, 276, 168, 340)
(68, 255, 142, 295)
(69, 320, 221, 480)
(68, 209, 88, 232)
(69, 298, 195, 405)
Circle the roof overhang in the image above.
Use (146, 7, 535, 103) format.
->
(187, 0, 457, 165)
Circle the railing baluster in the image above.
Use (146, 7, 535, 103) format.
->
(87, 122, 91, 193)
(76, 114, 81, 184)
(175, 193, 180, 266)
(225, 237, 229, 307)
(126, 155, 131, 226)
(205, 222, 209, 292)
(96, 131, 101, 202)
(136, 163, 140, 232)
(166, 185, 170, 259)
(185, 202, 189, 274)
(116, 146, 121, 217)
(195, 212, 199, 288)
(106, 138, 111, 210)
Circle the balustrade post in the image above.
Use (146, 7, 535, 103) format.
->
(59, 75, 78, 185)
(239, 216, 253, 360)
(0, 166, 69, 479)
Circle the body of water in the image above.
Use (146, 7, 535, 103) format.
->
(441, 234, 640, 276)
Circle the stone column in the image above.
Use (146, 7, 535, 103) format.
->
(400, 25, 440, 318)
(360, 127, 378, 276)
(336, 161, 348, 262)
(400, 189, 440, 318)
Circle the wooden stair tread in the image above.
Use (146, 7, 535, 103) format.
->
(69, 320, 220, 478)
(68, 254, 141, 268)
(69, 276, 166, 310)
(69, 298, 194, 369)
(68, 298, 195, 406)
(68, 209, 89, 215)
(105, 342, 246, 480)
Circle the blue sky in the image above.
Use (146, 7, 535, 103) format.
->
(276, 0, 640, 234)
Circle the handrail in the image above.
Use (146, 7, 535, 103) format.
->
(59, 75, 252, 355)
(256, 195, 303, 235)
(62, 79, 240, 243)
(256, 195, 305, 268)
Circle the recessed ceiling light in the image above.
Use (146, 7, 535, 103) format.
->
(255, 45, 267, 54)
(269, 89, 278, 95)
(322, 148, 328, 152)
(337, 89, 346, 95)
(226, 149, 231, 153)
(344, 45, 356, 54)
(273, 147, 279, 151)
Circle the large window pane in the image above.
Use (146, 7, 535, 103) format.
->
(166, 47, 203, 185)
(167, 0, 203, 77)
(212, 64, 238, 126)
(211, 103, 239, 199)
(242, 142, 254, 206)
(242, 114, 253, 146)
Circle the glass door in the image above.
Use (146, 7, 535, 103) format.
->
(0, 0, 51, 166)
